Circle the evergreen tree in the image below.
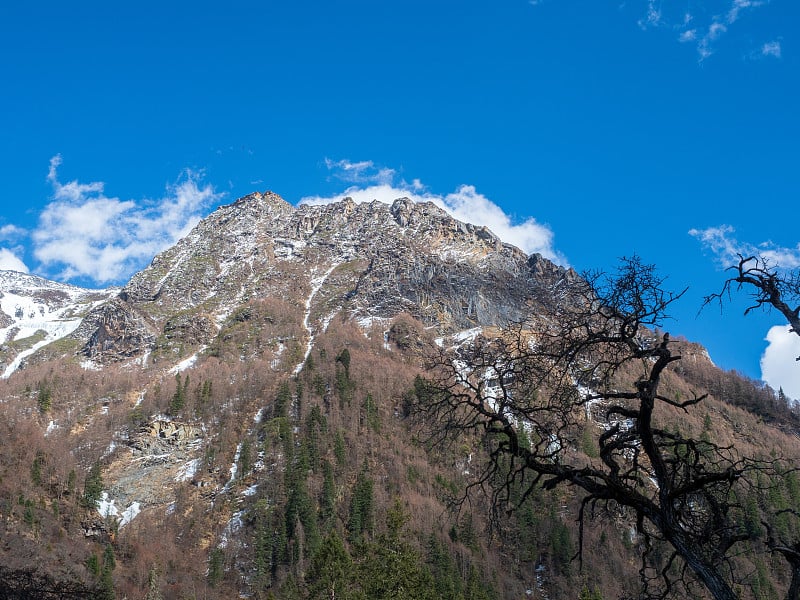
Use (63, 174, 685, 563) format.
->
(100, 544, 116, 600)
(274, 381, 291, 418)
(67, 469, 76, 497)
(306, 529, 353, 599)
(86, 553, 100, 578)
(347, 467, 374, 540)
(169, 373, 189, 415)
(334, 430, 347, 468)
(30, 451, 45, 486)
(357, 499, 436, 599)
(335, 348, 351, 377)
(144, 568, 162, 600)
(207, 548, 224, 587)
(82, 461, 104, 508)
(320, 460, 336, 523)
(239, 438, 252, 479)
(37, 385, 52, 413)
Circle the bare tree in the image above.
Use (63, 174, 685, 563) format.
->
(705, 254, 800, 352)
(414, 257, 788, 600)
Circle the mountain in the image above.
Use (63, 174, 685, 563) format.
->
(0, 271, 115, 378)
(72, 192, 573, 368)
(0, 193, 797, 600)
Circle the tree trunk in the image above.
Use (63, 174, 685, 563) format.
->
(785, 559, 800, 600)
(669, 532, 738, 600)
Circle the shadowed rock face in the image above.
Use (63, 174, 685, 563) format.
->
(70, 193, 575, 364)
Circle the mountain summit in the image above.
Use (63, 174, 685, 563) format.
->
(72, 193, 574, 368)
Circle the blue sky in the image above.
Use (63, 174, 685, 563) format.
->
(1, 1, 799, 395)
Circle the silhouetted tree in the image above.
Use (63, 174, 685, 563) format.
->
(415, 257, 795, 600)
(705, 254, 800, 354)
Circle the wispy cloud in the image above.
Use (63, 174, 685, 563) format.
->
(302, 159, 568, 266)
(638, 0, 663, 29)
(33, 156, 223, 285)
(632, 0, 776, 61)
(323, 158, 396, 186)
(761, 40, 782, 58)
(761, 325, 800, 400)
(690, 225, 800, 270)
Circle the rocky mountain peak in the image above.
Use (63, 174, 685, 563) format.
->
(32, 192, 570, 366)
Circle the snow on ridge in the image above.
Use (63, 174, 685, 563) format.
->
(0, 278, 115, 378)
(292, 261, 342, 375)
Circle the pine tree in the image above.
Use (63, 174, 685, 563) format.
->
(320, 460, 335, 523)
(30, 451, 45, 486)
(347, 467, 374, 540)
(144, 568, 162, 600)
(207, 548, 224, 587)
(169, 373, 189, 415)
(274, 381, 291, 418)
(82, 462, 104, 508)
(100, 543, 116, 599)
(357, 499, 435, 599)
(37, 385, 52, 413)
(306, 529, 353, 599)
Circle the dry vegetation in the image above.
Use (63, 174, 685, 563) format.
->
(1, 300, 799, 600)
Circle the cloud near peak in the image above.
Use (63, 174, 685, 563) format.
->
(0, 248, 29, 274)
(302, 159, 568, 266)
(33, 156, 223, 285)
(761, 325, 800, 402)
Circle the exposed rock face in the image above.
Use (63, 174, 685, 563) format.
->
(67, 192, 576, 364)
(138, 419, 203, 447)
(79, 298, 159, 361)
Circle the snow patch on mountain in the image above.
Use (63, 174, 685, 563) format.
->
(97, 491, 141, 528)
(0, 271, 115, 378)
(292, 262, 342, 375)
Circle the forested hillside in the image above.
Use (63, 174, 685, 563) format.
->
(1, 195, 799, 599)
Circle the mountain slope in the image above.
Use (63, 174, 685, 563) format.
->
(0, 193, 797, 600)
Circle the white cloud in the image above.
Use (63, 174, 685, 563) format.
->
(323, 158, 395, 186)
(761, 40, 781, 58)
(690, 225, 800, 270)
(761, 325, 800, 401)
(0, 224, 26, 240)
(33, 156, 223, 284)
(693, 226, 800, 398)
(0, 248, 29, 273)
(301, 161, 568, 266)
